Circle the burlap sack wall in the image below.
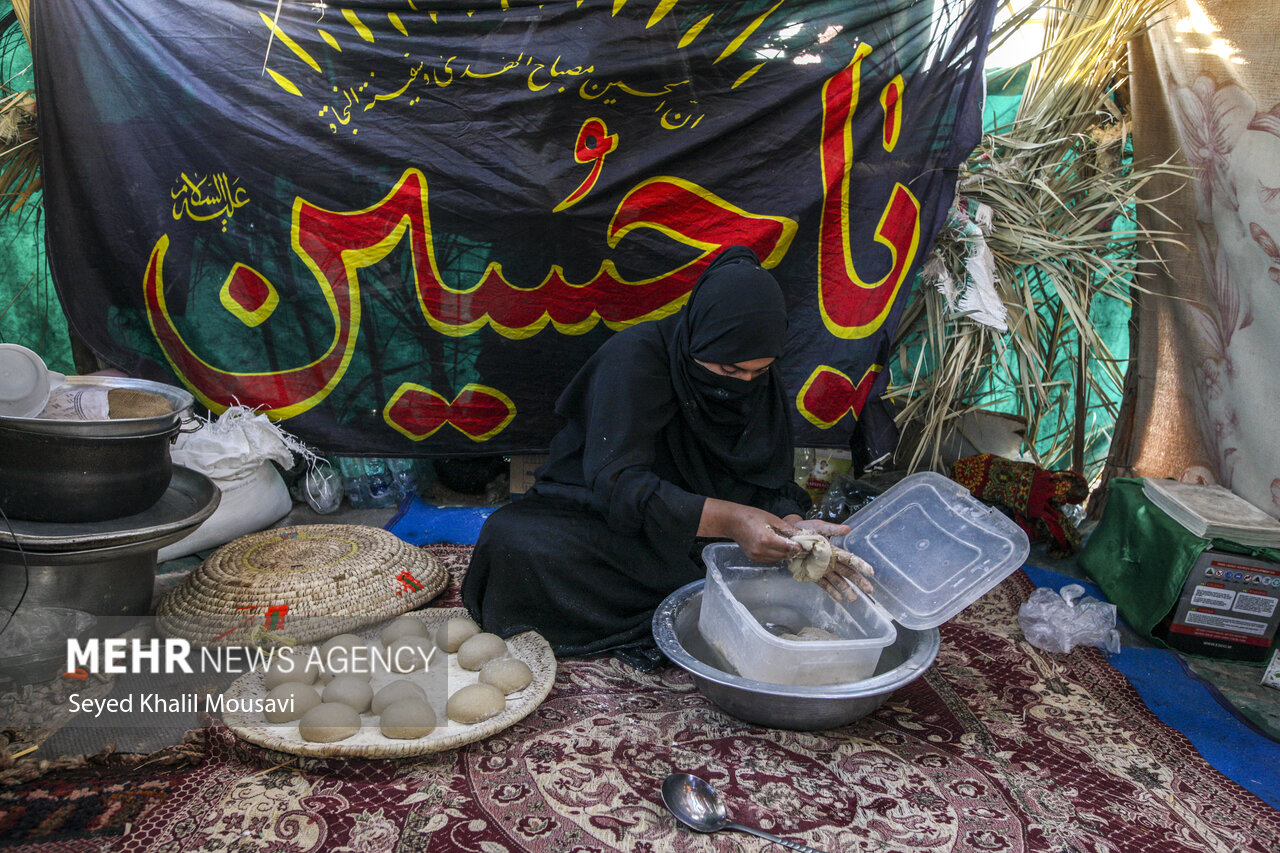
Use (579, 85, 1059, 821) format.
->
(1108, 0, 1280, 515)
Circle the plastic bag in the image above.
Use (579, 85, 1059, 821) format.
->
(300, 460, 343, 514)
(807, 472, 884, 523)
(1018, 584, 1121, 654)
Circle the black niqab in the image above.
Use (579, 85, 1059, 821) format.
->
(666, 245, 793, 496)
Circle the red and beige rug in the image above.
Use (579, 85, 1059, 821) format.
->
(3, 545, 1278, 852)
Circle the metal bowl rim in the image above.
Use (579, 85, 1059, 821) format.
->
(653, 579, 940, 699)
(0, 375, 194, 434)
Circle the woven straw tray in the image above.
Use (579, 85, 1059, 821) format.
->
(220, 607, 555, 758)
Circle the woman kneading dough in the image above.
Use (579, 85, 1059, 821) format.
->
(461, 246, 869, 656)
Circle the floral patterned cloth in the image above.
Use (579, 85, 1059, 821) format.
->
(8, 546, 1280, 853)
(950, 454, 1088, 556)
(1112, 1, 1280, 516)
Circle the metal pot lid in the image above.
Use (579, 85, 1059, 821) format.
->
(0, 375, 194, 437)
(0, 466, 220, 552)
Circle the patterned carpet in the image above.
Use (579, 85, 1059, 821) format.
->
(3, 545, 1279, 852)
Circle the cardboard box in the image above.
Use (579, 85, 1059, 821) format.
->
(508, 454, 548, 498)
(1263, 649, 1280, 690)
(1164, 550, 1280, 662)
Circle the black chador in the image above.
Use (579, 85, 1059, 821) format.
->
(461, 246, 809, 655)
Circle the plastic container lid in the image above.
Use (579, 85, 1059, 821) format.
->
(832, 471, 1029, 630)
(0, 344, 64, 418)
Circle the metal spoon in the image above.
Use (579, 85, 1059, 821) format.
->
(660, 772, 828, 853)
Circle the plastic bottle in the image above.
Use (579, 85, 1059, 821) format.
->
(335, 456, 372, 509)
(363, 458, 396, 508)
(793, 448, 815, 490)
(334, 457, 421, 509)
(389, 457, 417, 498)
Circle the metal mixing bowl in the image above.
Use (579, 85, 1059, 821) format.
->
(653, 580, 940, 730)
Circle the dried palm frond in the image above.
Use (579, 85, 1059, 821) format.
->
(0, 3, 38, 220)
(890, 0, 1189, 482)
(0, 87, 39, 214)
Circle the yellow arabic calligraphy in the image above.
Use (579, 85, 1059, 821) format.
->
(461, 53, 593, 92)
(579, 78, 689, 100)
(171, 173, 250, 222)
(313, 54, 593, 134)
(372, 63, 422, 103)
(578, 77, 705, 130)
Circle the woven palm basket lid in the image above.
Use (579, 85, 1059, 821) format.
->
(157, 524, 445, 646)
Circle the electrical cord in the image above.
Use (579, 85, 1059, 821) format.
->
(0, 502, 32, 655)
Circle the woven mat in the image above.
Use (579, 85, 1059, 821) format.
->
(4, 547, 1280, 852)
(156, 525, 446, 646)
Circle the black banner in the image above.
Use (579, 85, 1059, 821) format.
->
(35, 0, 995, 454)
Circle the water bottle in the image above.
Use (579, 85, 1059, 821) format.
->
(793, 447, 815, 489)
(363, 457, 396, 507)
(334, 457, 422, 509)
(335, 456, 373, 509)
(389, 457, 418, 498)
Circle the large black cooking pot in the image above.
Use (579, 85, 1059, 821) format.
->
(0, 376, 194, 523)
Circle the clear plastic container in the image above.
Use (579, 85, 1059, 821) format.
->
(831, 471, 1030, 630)
(697, 471, 1029, 688)
(698, 542, 898, 686)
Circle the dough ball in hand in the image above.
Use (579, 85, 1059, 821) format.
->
(456, 633, 507, 671)
(263, 648, 315, 690)
(478, 658, 532, 694)
(379, 698, 437, 739)
(323, 675, 374, 714)
(298, 702, 361, 743)
(380, 614, 431, 647)
(435, 617, 481, 653)
(263, 682, 321, 723)
(786, 531, 834, 582)
(446, 683, 506, 724)
(371, 679, 428, 715)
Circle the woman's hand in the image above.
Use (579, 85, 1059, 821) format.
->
(781, 514, 873, 602)
(700, 499, 799, 563)
(783, 515, 850, 539)
(816, 548, 875, 603)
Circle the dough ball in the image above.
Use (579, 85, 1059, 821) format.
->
(323, 675, 374, 713)
(446, 683, 506, 724)
(435, 617, 481, 653)
(263, 681, 322, 723)
(786, 532, 834, 582)
(379, 697, 437, 739)
(456, 633, 507, 671)
(387, 636, 434, 673)
(380, 614, 431, 647)
(371, 679, 428, 715)
(321, 633, 366, 657)
(478, 658, 533, 695)
(298, 702, 361, 743)
(263, 648, 316, 690)
(319, 634, 372, 680)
